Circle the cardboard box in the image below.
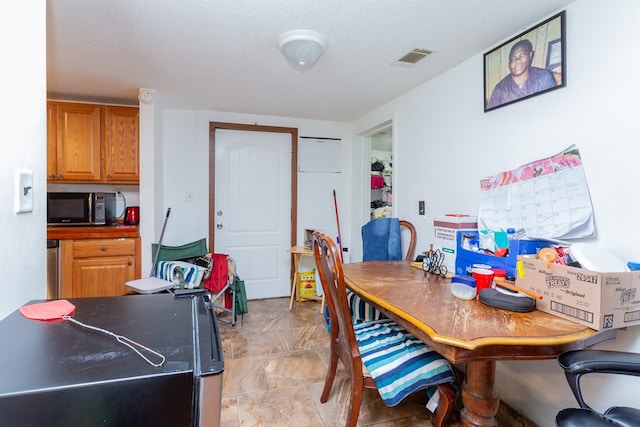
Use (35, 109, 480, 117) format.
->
(303, 228, 323, 250)
(516, 255, 640, 330)
(454, 232, 547, 277)
(432, 215, 477, 273)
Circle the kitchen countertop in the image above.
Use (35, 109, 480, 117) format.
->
(47, 225, 140, 240)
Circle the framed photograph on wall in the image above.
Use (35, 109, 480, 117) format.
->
(484, 11, 566, 112)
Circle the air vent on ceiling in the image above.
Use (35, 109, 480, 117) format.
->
(394, 48, 432, 65)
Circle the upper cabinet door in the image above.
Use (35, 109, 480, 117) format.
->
(53, 102, 102, 181)
(103, 106, 139, 183)
(46, 102, 58, 180)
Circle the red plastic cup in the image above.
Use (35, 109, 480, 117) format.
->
(472, 268, 494, 293)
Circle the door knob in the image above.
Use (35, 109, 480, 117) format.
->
(216, 223, 223, 229)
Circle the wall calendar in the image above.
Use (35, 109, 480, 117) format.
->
(478, 145, 594, 240)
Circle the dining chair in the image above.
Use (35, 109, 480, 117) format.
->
(352, 218, 417, 323)
(556, 349, 640, 427)
(362, 218, 417, 261)
(313, 231, 456, 427)
(399, 220, 417, 260)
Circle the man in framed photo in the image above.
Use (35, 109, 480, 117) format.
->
(487, 39, 557, 109)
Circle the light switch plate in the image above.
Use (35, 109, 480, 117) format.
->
(15, 169, 33, 213)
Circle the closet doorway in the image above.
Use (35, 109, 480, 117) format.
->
(369, 125, 393, 219)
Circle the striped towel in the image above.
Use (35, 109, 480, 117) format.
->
(155, 261, 204, 289)
(347, 289, 387, 323)
(354, 318, 454, 407)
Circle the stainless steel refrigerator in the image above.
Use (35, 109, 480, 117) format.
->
(0, 293, 224, 426)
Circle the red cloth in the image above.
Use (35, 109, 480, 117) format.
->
(371, 175, 385, 189)
(203, 254, 229, 292)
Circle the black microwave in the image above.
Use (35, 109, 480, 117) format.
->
(47, 192, 117, 226)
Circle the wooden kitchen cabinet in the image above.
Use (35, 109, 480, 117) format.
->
(59, 237, 141, 298)
(103, 106, 139, 183)
(46, 102, 58, 180)
(47, 101, 102, 181)
(47, 101, 139, 184)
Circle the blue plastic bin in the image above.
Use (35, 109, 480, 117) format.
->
(454, 231, 548, 277)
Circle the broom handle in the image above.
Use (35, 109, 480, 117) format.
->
(333, 190, 344, 262)
(150, 207, 172, 276)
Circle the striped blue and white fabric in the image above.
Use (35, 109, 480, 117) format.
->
(155, 260, 204, 289)
(347, 289, 387, 323)
(354, 318, 454, 407)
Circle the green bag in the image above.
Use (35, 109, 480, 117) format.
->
(230, 275, 248, 315)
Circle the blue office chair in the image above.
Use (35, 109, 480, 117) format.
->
(556, 349, 640, 427)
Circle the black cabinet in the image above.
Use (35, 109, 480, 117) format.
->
(0, 294, 223, 426)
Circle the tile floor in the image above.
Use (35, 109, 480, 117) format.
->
(216, 297, 538, 427)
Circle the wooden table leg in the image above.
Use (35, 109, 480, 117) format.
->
(289, 253, 300, 309)
(460, 360, 500, 427)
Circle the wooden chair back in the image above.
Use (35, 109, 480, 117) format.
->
(313, 231, 375, 426)
(313, 232, 362, 371)
(313, 231, 455, 427)
(399, 220, 417, 261)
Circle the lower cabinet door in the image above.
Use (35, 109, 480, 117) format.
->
(72, 256, 136, 297)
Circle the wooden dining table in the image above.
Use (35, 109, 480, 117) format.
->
(342, 261, 617, 427)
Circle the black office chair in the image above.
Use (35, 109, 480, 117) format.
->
(556, 349, 640, 427)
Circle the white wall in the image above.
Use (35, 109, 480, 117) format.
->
(137, 90, 160, 277)
(352, 0, 639, 423)
(0, 1, 47, 320)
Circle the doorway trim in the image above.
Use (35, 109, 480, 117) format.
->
(359, 118, 394, 221)
(346, 118, 395, 262)
(208, 122, 298, 251)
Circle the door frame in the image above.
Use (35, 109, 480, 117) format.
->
(360, 119, 394, 219)
(208, 121, 298, 252)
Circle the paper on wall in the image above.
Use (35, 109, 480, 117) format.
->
(478, 145, 594, 240)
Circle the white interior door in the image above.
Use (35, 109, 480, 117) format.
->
(214, 129, 291, 299)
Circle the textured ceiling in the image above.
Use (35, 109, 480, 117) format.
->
(46, 0, 576, 121)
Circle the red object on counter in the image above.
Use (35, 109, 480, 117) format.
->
(494, 247, 508, 257)
(124, 206, 140, 225)
(472, 268, 494, 293)
(491, 268, 507, 280)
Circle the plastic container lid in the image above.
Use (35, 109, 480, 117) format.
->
(628, 262, 640, 271)
(472, 263, 492, 270)
(452, 275, 477, 286)
(568, 242, 630, 272)
(451, 275, 477, 300)
(491, 268, 507, 278)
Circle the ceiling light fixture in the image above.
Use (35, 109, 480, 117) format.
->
(278, 30, 327, 69)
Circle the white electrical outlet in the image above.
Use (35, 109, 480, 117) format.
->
(15, 169, 33, 214)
